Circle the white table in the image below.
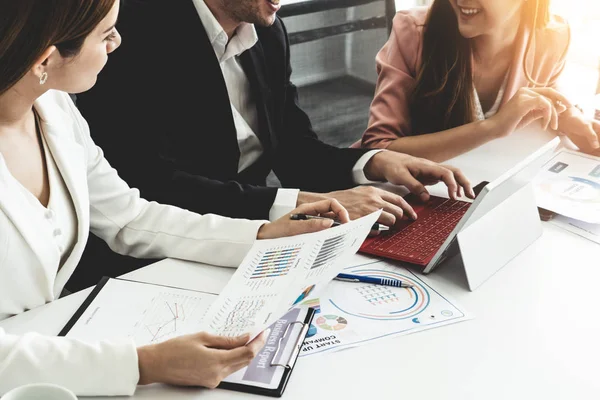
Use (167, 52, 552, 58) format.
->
(2, 128, 599, 399)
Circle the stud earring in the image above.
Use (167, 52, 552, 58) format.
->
(39, 72, 48, 85)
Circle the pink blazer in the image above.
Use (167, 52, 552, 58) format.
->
(360, 7, 570, 149)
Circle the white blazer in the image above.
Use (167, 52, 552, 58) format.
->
(0, 90, 267, 396)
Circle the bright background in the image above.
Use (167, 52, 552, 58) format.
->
(551, 0, 600, 106)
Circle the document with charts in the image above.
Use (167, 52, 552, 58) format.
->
(61, 211, 379, 391)
(299, 256, 472, 357)
(64, 211, 380, 343)
(533, 150, 600, 223)
(62, 280, 310, 391)
(198, 210, 381, 338)
(63, 279, 217, 344)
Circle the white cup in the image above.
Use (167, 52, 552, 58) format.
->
(2, 383, 77, 400)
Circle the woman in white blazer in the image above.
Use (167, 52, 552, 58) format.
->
(0, 0, 350, 396)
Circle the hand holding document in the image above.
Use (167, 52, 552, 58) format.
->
(63, 210, 381, 344)
(61, 210, 381, 394)
(199, 210, 382, 339)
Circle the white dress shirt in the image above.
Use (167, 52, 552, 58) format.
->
(11, 127, 78, 268)
(192, 0, 381, 220)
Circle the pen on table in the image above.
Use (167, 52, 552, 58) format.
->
(334, 273, 413, 288)
(290, 214, 390, 231)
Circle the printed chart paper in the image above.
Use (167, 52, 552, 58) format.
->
(63, 211, 379, 390)
(299, 256, 471, 357)
(63, 211, 380, 344)
(64, 279, 309, 390)
(198, 210, 381, 338)
(533, 150, 600, 223)
(65, 279, 216, 343)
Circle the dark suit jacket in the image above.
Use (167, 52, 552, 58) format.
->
(70, 0, 368, 290)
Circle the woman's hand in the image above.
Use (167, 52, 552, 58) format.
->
(257, 199, 350, 239)
(557, 107, 600, 154)
(488, 87, 571, 137)
(137, 330, 269, 388)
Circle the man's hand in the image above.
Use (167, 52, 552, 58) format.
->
(365, 151, 475, 200)
(298, 186, 416, 227)
(257, 199, 349, 239)
(297, 152, 474, 228)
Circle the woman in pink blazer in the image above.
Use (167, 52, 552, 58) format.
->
(361, 0, 600, 162)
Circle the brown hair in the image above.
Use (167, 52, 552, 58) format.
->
(0, 0, 116, 95)
(410, 0, 551, 135)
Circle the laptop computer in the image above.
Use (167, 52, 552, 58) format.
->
(360, 137, 561, 274)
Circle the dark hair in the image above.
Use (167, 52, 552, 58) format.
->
(0, 0, 116, 95)
(410, 0, 551, 135)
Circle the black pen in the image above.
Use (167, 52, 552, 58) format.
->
(290, 214, 390, 231)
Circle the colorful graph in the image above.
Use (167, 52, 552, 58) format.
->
(316, 315, 348, 331)
(249, 246, 300, 279)
(301, 260, 468, 357)
(311, 234, 347, 269)
(357, 285, 401, 306)
(301, 298, 321, 314)
(328, 267, 430, 321)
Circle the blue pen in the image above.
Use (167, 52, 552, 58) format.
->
(334, 273, 413, 288)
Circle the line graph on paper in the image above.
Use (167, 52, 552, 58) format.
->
(131, 292, 210, 345)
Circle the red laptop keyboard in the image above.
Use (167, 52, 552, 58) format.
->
(360, 196, 472, 266)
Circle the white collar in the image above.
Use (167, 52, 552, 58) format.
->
(192, 0, 258, 62)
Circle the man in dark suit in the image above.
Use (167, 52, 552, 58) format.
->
(70, 0, 473, 290)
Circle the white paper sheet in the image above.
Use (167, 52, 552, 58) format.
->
(549, 215, 600, 244)
(533, 150, 600, 223)
(64, 211, 380, 343)
(299, 256, 472, 357)
(65, 279, 216, 343)
(198, 210, 382, 338)
(63, 279, 309, 389)
(63, 211, 380, 390)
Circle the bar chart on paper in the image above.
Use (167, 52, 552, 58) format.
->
(310, 234, 348, 270)
(243, 245, 303, 291)
(252, 246, 301, 277)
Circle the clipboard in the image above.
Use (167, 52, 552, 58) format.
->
(58, 276, 315, 397)
(218, 307, 316, 397)
(57, 276, 216, 336)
